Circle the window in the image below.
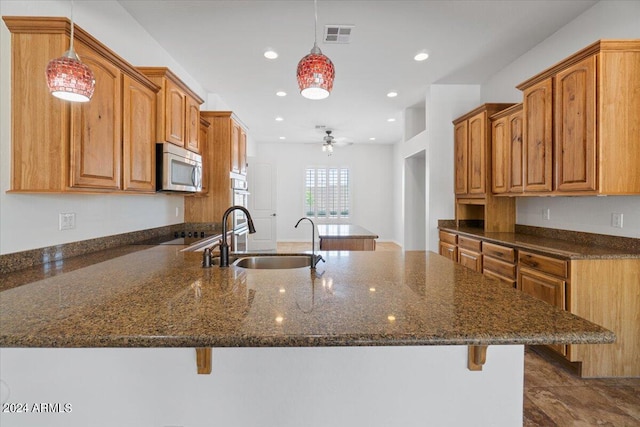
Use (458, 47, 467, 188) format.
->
(305, 167, 350, 220)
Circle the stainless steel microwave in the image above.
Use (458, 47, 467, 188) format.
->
(156, 143, 202, 193)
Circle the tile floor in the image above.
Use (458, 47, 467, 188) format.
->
(277, 242, 640, 426)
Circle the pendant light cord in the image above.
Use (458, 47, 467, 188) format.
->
(313, 0, 318, 47)
(69, 0, 75, 52)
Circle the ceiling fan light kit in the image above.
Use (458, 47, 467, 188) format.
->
(297, 0, 335, 100)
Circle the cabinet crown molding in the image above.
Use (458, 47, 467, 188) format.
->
(137, 67, 204, 104)
(517, 39, 640, 90)
(3, 16, 160, 92)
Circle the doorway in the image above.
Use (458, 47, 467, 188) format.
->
(248, 161, 278, 251)
(404, 151, 426, 250)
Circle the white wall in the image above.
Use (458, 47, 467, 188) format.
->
(1, 345, 524, 427)
(251, 142, 395, 243)
(394, 85, 481, 252)
(0, 1, 208, 254)
(481, 0, 640, 239)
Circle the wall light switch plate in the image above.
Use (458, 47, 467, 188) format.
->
(542, 208, 551, 221)
(611, 213, 623, 228)
(59, 212, 76, 230)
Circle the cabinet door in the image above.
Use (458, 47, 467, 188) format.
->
(518, 266, 566, 355)
(231, 121, 241, 173)
(491, 116, 509, 194)
(439, 242, 457, 261)
(454, 121, 468, 195)
(239, 128, 247, 175)
(523, 78, 553, 192)
(468, 112, 486, 194)
(185, 95, 201, 153)
(70, 41, 122, 190)
(165, 79, 186, 146)
(122, 75, 156, 192)
(458, 249, 482, 272)
(555, 56, 597, 192)
(508, 110, 524, 193)
(199, 118, 210, 194)
(518, 266, 565, 309)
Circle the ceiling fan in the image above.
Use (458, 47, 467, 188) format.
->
(319, 129, 352, 155)
(322, 130, 336, 154)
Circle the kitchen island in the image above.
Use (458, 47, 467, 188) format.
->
(0, 245, 613, 426)
(317, 223, 379, 250)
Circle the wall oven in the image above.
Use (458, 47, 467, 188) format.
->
(156, 143, 202, 193)
(231, 178, 250, 251)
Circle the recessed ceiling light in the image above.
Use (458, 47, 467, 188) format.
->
(369, 137, 376, 141)
(386, 91, 398, 98)
(387, 118, 396, 122)
(279, 136, 286, 140)
(275, 116, 284, 122)
(414, 51, 429, 61)
(276, 91, 287, 97)
(264, 49, 278, 59)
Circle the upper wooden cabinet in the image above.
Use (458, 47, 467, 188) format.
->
(490, 104, 523, 194)
(453, 104, 514, 198)
(69, 40, 122, 190)
(522, 79, 554, 193)
(517, 40, 640, 195)
(122, 75, 157, 192)
(184, 111, 248, 224)
(137, 67, 204, 154)
(3, 16, 160, 193)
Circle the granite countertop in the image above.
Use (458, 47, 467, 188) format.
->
(439, 225, 640, 260)
(317, 224, 379, 239)
(0, 245, 613, 348)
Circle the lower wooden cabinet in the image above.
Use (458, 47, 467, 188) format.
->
(517, 250, 569, 356)
(438, 229, 640, 377)
(482, 241, 517, 287)
(438, 231, 458, 261)
(457, 236, 482, 272)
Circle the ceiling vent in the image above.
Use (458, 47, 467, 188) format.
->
(324, 25, 354, 44)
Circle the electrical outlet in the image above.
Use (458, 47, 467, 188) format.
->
(542, 208, 551, 221)
(59, 212, 76, 230)
(611, 213, 624, 228)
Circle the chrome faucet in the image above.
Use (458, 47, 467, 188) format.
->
(220, 206, 256, 267)
(295, 217, 325, 269)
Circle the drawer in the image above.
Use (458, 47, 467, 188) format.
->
(458, 235, 482, 252)
(483, 256, 517, 279)
(439, 230, 457, 245)
(482, 242, 515, 263)
(439, 242, 457, 261)
(458, 248, 482, 272)
(483, 269, 517, 288)
(518, 250, 568, 278)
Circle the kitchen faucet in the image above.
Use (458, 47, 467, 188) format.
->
(219, 206, 256, 267)
(295, 217, 325, 269)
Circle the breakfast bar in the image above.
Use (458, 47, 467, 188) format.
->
(317, 223, 379, 250)
(0, 243, 613, 426)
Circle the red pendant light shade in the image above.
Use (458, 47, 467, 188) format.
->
(297, 0, 334, 100)
(45, 1, 95, 103)
(297, 44, 335, 100)
(46, 51, 95, 102)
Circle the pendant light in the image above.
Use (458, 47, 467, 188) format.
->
(45, 0, 95, 102)
(296, 0, 335, 100)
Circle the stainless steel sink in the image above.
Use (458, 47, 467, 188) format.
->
(233, 255, 312, 269)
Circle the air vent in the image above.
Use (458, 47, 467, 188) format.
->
(324, 25, 354, 44)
